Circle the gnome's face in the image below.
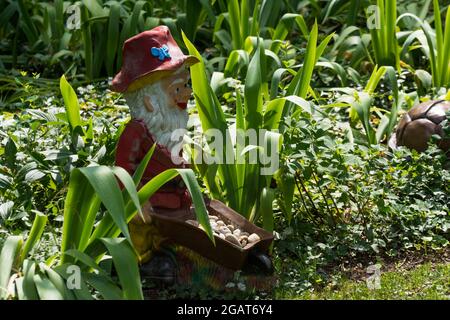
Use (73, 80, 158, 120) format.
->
(160, 69, 192, 110)
(123, 67, 192, 153)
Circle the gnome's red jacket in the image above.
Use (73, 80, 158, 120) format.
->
(115, 119, 191, 209)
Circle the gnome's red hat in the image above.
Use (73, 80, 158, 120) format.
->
(112, 25, 199, 93)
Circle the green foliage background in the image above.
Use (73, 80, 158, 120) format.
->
(0, 0, 449, 299)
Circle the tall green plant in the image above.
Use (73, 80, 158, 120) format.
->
(335, 65, 401, 146)
(398, 0, 450, 88)
(80, 0, 151, 79)
(182, 28, 328, 227)
(214, 0, 261, 52)
(367, 0, 399, 68)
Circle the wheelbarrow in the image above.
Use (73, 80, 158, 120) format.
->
(148, 199, 274, 273)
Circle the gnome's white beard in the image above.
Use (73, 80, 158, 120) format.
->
(124, 82, 188, 154)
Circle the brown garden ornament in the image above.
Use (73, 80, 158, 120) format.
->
(389, 100, 450, 153)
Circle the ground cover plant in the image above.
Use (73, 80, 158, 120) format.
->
(0, 0, 449, 300)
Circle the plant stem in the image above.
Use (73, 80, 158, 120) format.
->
(293, 173, 314, 221)
(295, 171, 324, 225)
(311, 170, 336, 226)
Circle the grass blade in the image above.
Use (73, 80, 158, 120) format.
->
(228, 0, 242, 50)
(433, 0, 444, 83)
(20, 212, 48, 264)
(287, 21, 318, 99)
(441, 6, 450, 86)
(80, 4, 93, 80)
(106, 3, 120, 76)
(244, 38, 264, 129)
(386, 0, 397, 68)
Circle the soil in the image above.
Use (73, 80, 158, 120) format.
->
(320, 247, 450, 282)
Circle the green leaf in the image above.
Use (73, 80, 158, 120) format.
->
(260, 187, 275, 232)
(276, 170, 295, 222)
(5, 137, 17, 169)
(76, 166, 132, 245)
(100, 238, 143, 300)
(352, 91, 375, 145)
(80, 4, 93, 79)
(244, 38, 264, 129)
(287, 21, 318, 99)
(60, 75, 82, 132)
(34, 274, 64, 300)
(82, 0, 106, 16)
(315, 33, 334, 64)
(228, 0, 242, 50)
(177, 170, 214, 244)
(0, 236, 22, 299)
(440, 6, 450, 86)
(20, 212, 48, 264)
(132, 144, 155, 187)
(53, 264, 93, 300)
(105, 3, 120, 76)
(39, 263, 73, 300)
(83, 272, 123, 300)
(111, 166, 143, 221)
(64, 249, 107, 275)
(17, 0, 38, 44)
(22, 260, 39, 300)
(60, 170, 99, 263)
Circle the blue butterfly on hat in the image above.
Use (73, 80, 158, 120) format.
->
(151, 44, 171, 61)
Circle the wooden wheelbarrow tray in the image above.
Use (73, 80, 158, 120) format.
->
(149, 199, 274, 270)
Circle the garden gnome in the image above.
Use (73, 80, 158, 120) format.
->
(112, 26, 199, 280)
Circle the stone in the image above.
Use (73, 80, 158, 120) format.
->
(219, 226, 231, 235)
(216, 220, 225, 227)
(248, 233, 261, 243)
(225, 234, 241, 246)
